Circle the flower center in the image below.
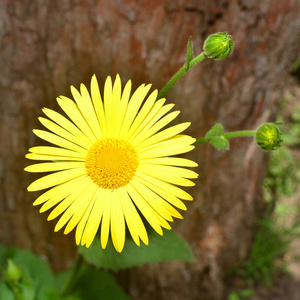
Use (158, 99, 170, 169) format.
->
(85, 138, 138, 190)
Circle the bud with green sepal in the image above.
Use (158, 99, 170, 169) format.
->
(255, 123, 283, 151)
(203, 32, 234, 60)
(5, 259, 22, 283)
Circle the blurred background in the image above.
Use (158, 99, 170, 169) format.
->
(0, 0, 300, 299)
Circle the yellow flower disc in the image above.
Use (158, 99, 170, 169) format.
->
(85, 138, 139, 189)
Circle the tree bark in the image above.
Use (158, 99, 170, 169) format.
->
(0, 0, 299, 299)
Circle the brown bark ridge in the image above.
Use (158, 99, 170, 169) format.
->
(0, 0, 299, 299)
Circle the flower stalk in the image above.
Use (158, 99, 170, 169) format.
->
(157, 52, 207, 100)
(194, 130, 256, 145)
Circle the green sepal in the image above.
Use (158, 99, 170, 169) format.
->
(78, 227, 194, 272)
(185, 36, 194, 70)
(203, 32, 234, 60)
(255, 123, 283, 151)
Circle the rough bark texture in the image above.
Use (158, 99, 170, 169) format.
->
(0, 0, 300, 299)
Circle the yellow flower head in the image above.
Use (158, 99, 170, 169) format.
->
(25, 75, 198, 252)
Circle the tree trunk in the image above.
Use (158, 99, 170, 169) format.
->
(1, 0, 299, 299)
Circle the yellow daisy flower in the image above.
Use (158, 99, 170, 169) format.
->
(25, 75, 198, 252)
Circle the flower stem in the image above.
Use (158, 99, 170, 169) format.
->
(194, 130, 256, 145)
(61, 255, 84, 297)
(157, 52, 207, 100)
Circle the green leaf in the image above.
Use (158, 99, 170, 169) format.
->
(0, 244, 59, 300)
(0, 281, 15, 300)
(79, 228, 194, 272)
(209, 136, 229, 150)
(205, 123, 224, 138)
(69, 265, 130, 300)
(205, 123, 229, 150)
(186, 36, 194, 70)
(12, 249, 57, 299)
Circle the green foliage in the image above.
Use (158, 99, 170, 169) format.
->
(240, 217, 299, 285)
(58, 264, 130, 300)
(228, 100, 300, 299)
(227, 289, 254, 300)
(79, 227, 194, 272)
(205, 123, 229, 150)
(0, 244, 130, 300)
(263, 105, 300, 202)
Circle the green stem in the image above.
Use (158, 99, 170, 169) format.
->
(157, 52, 207, 100)
(194, 130, 256, 145)
(61, 255, 84, 297)
(10, 285, 25, 300)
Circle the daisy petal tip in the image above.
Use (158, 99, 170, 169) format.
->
(54, 226, 61, 233)
(27, 183, 36, 192)
(115, 245, 124, 253)
(85, 240, 93, 248)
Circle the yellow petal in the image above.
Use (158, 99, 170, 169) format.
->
(33, 176, 86, 206)
(100, 190, 112, 249)
(28, 146, 86, 159)
(25, 161, 84, 173)
(47, 177, 92, 221)
(103, 76, 113, 137)
(111, 191, 126, 252)
(140, 157, 198, 168)
(127, 98, 166, 144)
(76, 197, 94, 245)
(33, 129, 88, 153)
(136, 170, 193, 201)
(130, 179, 174, 222)
(119, 84, 151, 139)
(57, 96, 97, 143)
(90, 75, 107, 136)
(64, 189, 97, 236)
(110, 75, 122, 138)
(81, 189, 106, 247)
(38, 117, 90, 150)
(138, 135, 195, 159)
(137, 122, 191, 150)
(125, 182, 171, 235)
(131, 102, 174, 147)
(139, 163, 198, 179)
(54, 183, 97, 232)
(113, 79, 132, 138)
(117, 188, 148, 246)
(124, 89, 157, 141)
(71, 84, 102, 139)
(27, 168, 87, 191)
(42, 108, 93, 147)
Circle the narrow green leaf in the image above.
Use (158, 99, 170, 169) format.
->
(209, 136, 229, 150)
(205, 123, 224, 138)
(186, 36, 194, 70)
(79, 228, 194, 272)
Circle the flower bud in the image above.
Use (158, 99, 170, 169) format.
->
(255, 123, 283, 151)
(203, 32, 234, 60)
(5, 259, 22, 282)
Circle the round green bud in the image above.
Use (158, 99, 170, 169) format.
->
(5, 259, 22, 282)
(255, 123, 283, 151)
(203, 32, 234, 60)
